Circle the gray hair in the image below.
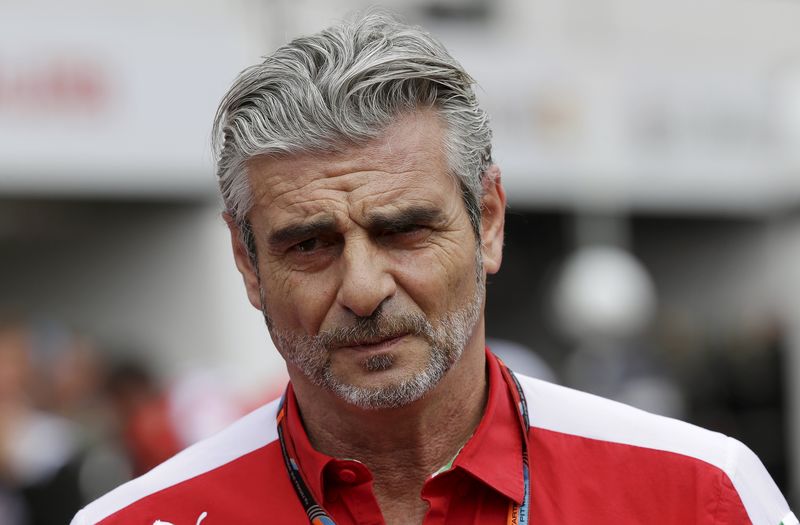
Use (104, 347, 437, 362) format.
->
(212, 11, 493, 253)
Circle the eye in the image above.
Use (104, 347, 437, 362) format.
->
(398, 224, 432, 236)
(395, 224, 424, 234)
(378, 224, 432, 245)
(382, 223, 423, 236)
(291, 238, 322, 253)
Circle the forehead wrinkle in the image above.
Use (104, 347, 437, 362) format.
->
(314, 113, 446, 180)
(269, 200, 348, 233)
(269, 168, 441, 230)
(349, 169, 454, 210)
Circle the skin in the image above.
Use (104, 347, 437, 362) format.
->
(228, 109, 506, 524)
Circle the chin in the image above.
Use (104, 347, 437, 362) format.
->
(323, 351, 454, 410)
(328, 378, 433, 410)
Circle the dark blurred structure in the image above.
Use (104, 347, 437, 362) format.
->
(0, 317, 195, 524)
(106, 361, 183, 477)
(486, 209, 793, 500)
(0, 318, 87, 524)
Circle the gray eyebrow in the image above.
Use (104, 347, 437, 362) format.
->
(267, 215, 337, 248)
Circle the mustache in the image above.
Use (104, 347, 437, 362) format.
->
(315, 312, 434, 348)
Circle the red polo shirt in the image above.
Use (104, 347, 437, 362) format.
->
(73, 350, 796, 525)
(280, 348, 524, 524)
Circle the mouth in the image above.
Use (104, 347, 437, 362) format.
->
(338, 334, 407, 352)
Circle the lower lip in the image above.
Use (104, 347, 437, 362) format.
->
(342, 334, 406, 353)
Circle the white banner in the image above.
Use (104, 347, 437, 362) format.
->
(0, 1, 258, 197)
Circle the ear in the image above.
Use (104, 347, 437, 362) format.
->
(479, 165, 506, 275)
(223, 212, 264, 311)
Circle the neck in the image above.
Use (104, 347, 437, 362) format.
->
(290, 338, 488, 499)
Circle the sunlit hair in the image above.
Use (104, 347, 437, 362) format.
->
(212, 10, 493, 254)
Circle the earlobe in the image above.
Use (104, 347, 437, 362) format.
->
(479, 165, 506, 275)
(223, 213, 264, 310)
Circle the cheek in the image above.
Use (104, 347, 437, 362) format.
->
(393, 243, 477, 315)
(261, 269, 339, 334)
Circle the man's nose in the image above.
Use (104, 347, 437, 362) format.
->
(335, 237, 397, 318)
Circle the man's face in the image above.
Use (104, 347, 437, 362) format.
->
(230, 110, 505, 409)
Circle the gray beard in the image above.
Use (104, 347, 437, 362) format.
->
(263, 273, 485, 410)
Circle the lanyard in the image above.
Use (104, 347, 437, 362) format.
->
(276, 400, 336, 525)
(498, 359, 531, 525)
(276, 360, 531, 525)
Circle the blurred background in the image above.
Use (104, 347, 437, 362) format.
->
(1, 0, 799, 521)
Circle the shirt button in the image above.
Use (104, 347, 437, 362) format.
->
(338, 468, 358, 483)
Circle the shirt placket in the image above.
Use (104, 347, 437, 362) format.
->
(325, 459, 384, 525)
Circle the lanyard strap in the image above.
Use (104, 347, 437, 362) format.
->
(277, 361, 531, 525)
(498, 359, 531, 525)
(276, 399, 337, 525)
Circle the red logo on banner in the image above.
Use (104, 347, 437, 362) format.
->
(0, 57, 110, 115)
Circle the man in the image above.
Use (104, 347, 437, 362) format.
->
(73, 12, 796, 525)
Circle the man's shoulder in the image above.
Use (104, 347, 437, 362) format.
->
(72, 398, 284, 525)
(515, 374, 796, 525)
(516, 373, 731, 464)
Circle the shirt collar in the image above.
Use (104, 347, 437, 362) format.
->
(451, 348, 525, 504)
(283, 382, 337, 503)
(282, 348, 526, 505)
